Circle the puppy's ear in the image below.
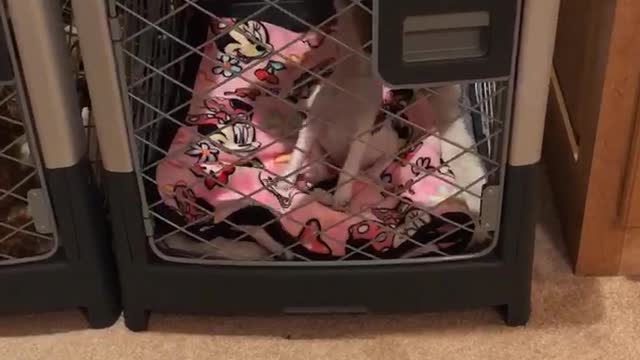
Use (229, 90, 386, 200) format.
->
(352, 3, 372, 52)
(431, 85, 463, 125)
(334, 0, 372, 52)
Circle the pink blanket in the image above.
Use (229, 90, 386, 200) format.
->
(155, 17, 474, 260)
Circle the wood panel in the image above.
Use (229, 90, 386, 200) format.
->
(545, 0, 640, 274)
(543, 75, 588, 264)
(619, 80, 640, 274)
(620, 91, 640, 227)
(543, 0, 617, 273)
(620, 229, 640, 274)
(552, 0, 614, 145)
(578, 0, 640, 275)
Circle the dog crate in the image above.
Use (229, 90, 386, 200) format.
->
(0, 0, 119, 328)
(73, 0, 559, 330)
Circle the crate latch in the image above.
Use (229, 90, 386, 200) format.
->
(480, 185, 500, 232)
(27, 189, 55, 234)
(143, 218, 154, 237)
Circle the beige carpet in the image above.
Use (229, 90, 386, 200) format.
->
(1, 174, 639, 360)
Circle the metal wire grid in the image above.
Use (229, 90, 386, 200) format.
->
(473, 81, 499, 156)
(0, 3, 57, 264)
(112, 0, 512, 265)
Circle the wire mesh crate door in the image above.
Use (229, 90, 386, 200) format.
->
(113, 0, 513, 265)
(0, 5, 59, 265)
(0, 0, 99, 265)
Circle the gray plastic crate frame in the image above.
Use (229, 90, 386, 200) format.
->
(72, 0, 559, 330)
(89, 0, 518, 266)
(0, 3, 59, 265)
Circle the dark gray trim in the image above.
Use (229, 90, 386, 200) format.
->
(373, 0, 519, 86)
(0, 159, 120, 328)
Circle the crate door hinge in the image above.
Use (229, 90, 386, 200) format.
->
(480, 185, 500, 232)
(27, 189, 55, 234)
(108, 14, 123, 42)
(143, 217, 154, 237)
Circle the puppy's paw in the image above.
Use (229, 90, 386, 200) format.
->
(305, 162, 332, 184)
(464, 195, 482, 216)
(332, 184, 353, 211)
(310, 188, 334, 206)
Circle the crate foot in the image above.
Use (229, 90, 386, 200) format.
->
(501, 302, 530, 327)
(82, 303, 120, 329)
(124, 308, 150, 332)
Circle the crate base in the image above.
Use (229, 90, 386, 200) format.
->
(0, 159, 120, 328)
(107, 163, 537, 331)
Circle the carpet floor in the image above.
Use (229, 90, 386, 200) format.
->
(1, 174, 639, 360)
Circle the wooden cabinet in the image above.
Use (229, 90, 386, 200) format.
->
(544, 0, 640, 275)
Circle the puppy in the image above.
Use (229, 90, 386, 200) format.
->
(429, 84, 487, 215)
(282, 0, 398, 209)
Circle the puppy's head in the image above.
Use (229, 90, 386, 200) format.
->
(333, 0, 372, 54)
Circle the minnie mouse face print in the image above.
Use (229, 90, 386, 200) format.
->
(213, 20, 273, 63)
(197, 122, 261, 154)
(190, 98, 263, 154)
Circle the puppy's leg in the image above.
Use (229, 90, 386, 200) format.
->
(280, 85, 325, 189)
(333, 114, 376, 208)
(333, 137, 368, 208)
(305, 142, 333, 184)
(364, 127, 401, 188)
(281, 116, 314, 189)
